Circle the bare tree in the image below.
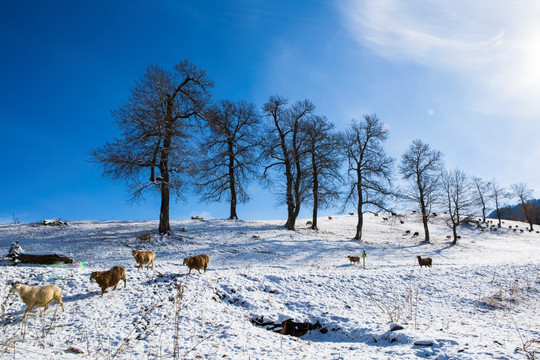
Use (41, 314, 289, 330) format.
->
(344, 114, 394, 240)
(511, 183, 535, 231)
(399, 139, 444, 242)
(472, 176, 490, 223)
(441, 169, 473, 244)
(91, 60, 213, 234)
(303, 115, 344, 230)
(195, 100, 261, 220)
(489, 179, 508, 228)
(261, 95, 314, 230)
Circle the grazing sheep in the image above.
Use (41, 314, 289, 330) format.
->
(417, 256, 432, 268)
(446, 235, 451, 239)
(382, 217, 389, 221)
(328, 216, 333, 220)
(349, 213, 355, 216)
(412, 231, 420, 237)
(90, 266, 126, 296)
(136, 233, 152, 241)
(306, 221, 313, 226)
(404, 230, 411, 235)
(191, 216, 204, 220)
(132, 250, 156, 271)
(400, 220, 405, 224)
(9, 283, 65, 319)
(374, 213, 378, 217)
(183, 254, 210, 274)
(347, 256, 360, 264)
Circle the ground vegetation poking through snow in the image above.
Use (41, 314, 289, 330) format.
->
(0, 214, 539, 359)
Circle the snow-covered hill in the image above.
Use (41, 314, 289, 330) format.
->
(0, 213, 539, 359)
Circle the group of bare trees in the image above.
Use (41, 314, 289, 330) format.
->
(91, 60, 536, 239)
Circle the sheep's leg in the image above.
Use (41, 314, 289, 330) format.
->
(123, 278, 127, 288)
(188, 268, 192, 274)
(24, 305, 33, 319)
(197, 269, 201, 274)
(56, 297, 65, 311)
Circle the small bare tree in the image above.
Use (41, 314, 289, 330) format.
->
(489, 179, 509, 228)
(441, 169, 473, 244)
(195, 100, 261, 220)
(399, 139, 444, 242)
(261, 96, 314, 230)
(472, 176, 490, 223)
(91, 60, 213, 234)
(344, 114, 394, 240)
(303, 115, 344, 230)
(511, 183, 535, 231)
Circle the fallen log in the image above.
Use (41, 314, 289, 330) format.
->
(16, 253, 73, 265)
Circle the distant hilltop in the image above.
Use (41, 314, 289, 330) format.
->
(488, 198, 540, 223)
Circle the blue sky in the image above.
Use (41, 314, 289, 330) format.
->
(1, 0, 539, 223)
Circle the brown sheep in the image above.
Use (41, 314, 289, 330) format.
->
(136, 233, 152, 241)
(132, 250, 156, 271)
(417, 255, 432, 268)
(306, 221, 313, 226)
(347, 256, 360, 264)
(328, 216, 333, 220)
(183, 254, 210, 274)
(90, 266, 127, 296)
(412, 231, 420, 237)
(9, 283, 65, 319)
(404, 230, 411, 235)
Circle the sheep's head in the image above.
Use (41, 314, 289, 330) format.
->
(90, 272, 101, 282)
(183, 258, 188, 266)
(132, 250, 139, 257)
(9, 283, 22, 294)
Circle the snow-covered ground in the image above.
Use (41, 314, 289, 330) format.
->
(0, 213, 539, 359)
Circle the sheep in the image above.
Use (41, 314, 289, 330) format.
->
(404, 230, 411, 235)
(347, 256, 360, 265)
(446, 235, 451, 239)
(136, 233, 152, 241)
(132, 249, 155, 271)
(349, 213, 355, 216)
(417, 256, 432, 268)
(9, 283, 65, 319)
(306, 221, 313, 226)
(328, 216, 333, 220)
(412, 231, 420, 237)
(90, 266, 126, 296)
(382, 217, 389, 221)
(183, 254, 210, 274)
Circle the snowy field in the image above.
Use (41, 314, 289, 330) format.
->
(0, 213, 539, 359)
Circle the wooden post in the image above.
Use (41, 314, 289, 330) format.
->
(361, 249, 366, 269)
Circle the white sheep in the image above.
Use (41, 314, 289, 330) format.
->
(9, 283, 65, 319)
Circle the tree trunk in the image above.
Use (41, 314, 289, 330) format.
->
(452, 222, 458, 245)
(311, 167, 319, 230)
(228, 145, 238, 220)
(417, 177, 430, 242)
(354, 181, 364, 240)
(158, 109, 174, 235)
(159, 183, 170, 234)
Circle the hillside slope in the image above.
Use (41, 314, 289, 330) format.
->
(0, 213, 539, 359)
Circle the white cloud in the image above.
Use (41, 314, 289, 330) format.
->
(339, 0, 540, 116)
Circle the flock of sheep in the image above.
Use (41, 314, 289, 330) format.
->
(8, 250, 210, 320)
(9, 214, 434, 322)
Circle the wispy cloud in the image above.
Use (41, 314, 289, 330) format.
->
(339, 0, 540, 116)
